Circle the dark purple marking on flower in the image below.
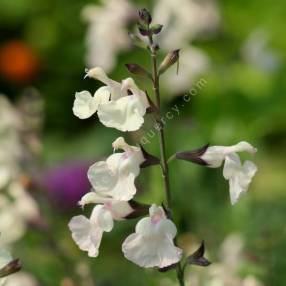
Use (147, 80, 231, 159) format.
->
(158, 262, 178, 272)
(175, 144, 209, 166)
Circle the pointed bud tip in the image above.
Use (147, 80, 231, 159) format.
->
(159, 49, 181, 75)
(138, 8, 152, 25)
(125, 64, 151, 78)
(0, 259, 22, 278)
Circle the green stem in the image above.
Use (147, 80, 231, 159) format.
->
(150, 44, 185, 286)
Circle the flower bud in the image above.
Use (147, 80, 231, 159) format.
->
(125, 64, 152, 79)
(187, 241, 211, 267)
(138, 27, 150, 37)
(0, 259, 21, 278)
(175, 144, 209, 166)
(138, 8, 152, 25)
(150, 24, 163, 35)
(159, 49, 180, 75)
(140, 145, 160, 168)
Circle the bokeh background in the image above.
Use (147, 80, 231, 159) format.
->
(0, 0, 285, 285)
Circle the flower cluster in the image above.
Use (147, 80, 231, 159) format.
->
(68, 134, 182, 267)
(73, 67, 149, 131)
(0, 95, 40, 246)
(69, 8, 258, 284)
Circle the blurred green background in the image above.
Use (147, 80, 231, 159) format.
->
(0, 0, 285, 285)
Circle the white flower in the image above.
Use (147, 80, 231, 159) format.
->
(69, 197, 133, 258)
(201, 141, 257, 204)
(87, 137, 144, 201)
(122, 204, 182, 268)
(73, 68, 149, 131)
(223, 154, 257, 205)
(82, 0, 135, 73)
(153, 0, 220, 50)
(4, 272, 38, 286)
(241, 29, 281, 73)
(201, 141, 257, 168)
(0, 182, 39, 246)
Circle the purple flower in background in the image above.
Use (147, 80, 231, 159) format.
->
(41, 161, 91, 210)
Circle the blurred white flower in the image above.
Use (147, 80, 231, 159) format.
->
(122, 204, 182, 268)
(152, 0, 219, 94)
(153, 0, 220, 49)
(4, 272, 38, 286)
(242, 276, 264, 286)
(87, 137, 144, 201)
(201, 141, 257, 204)
(69, 198, 133, 257)
(241, 29, 281, 73)
(82, 0, 135, 72)
(0, 182, 39, 246)
(185, 234, 264, 286)
(0, 95, 40, 246)
(161, 47, 210, 94)
(73, 68, 149, 131)
(0, 96, 22, 187)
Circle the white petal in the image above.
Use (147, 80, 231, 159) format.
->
(93, 86, 111, 105)
(228, 176, 244, 205)
(109, 201, 133, 220)
(202, 141, 257, 168)
(73, 91, 98, 119)
(228, 141, 257, 154)
(68, 215, 103, 257)
(85, 67, 123, 100)
(121, 78, 149, 107)
(109, 173, 136, 201)
(122, 233, 182, 268)
(149, 204, 166, 219)
(105, 153, 123, 173)
(135, 217, 153, 236)
(78, 191, 112, 207)
(123, 204, 182, 268)
(157, 219, 177, 239)
(201, 146, 227, 168)
(97, 95, 146, 131)
(242, 160, 258, 179)
(90, 205, 114, 232)
(224, 157, 257, 205)
(112, 137, 130, 151)
(87, 161, 117, 193)
(223, 153, 241, 179)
